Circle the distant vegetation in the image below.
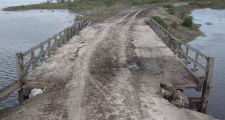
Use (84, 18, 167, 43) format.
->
(3, 0, 171, 21)
(188, 1, 225, 8)
(4, 0, 225, 11)
(3, 0, 225, 21)
(3, 3, 67, 11)
(3, 0, 170, 11)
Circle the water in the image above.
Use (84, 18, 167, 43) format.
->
(0, 0, 75, 109)
(190, 8, 225, 119)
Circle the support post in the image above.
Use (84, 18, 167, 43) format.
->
(192, 53, 199, 71)
(31, 49, 37, 70)
(16, 53, 25, 104)
(47, 40, 51, 57)
(201, 57, 214, 113)
(40, 44, 44, 62)
(16, 53, 24, 83)
(66, 28, 69, 41)
(184, 47, 190, 65)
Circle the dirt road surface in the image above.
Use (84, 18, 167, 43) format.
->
(0, 8, 215, 120)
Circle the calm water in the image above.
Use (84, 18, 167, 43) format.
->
(190, 8, 225, 119)
(0, 0, 75, 109)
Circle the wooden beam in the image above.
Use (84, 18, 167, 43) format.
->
(0, 81, 20, 102)
(201, 57, 214, 113)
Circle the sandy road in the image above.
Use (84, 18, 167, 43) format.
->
(0, 8, 215, 120)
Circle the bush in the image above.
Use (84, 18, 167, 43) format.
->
(182, 16, 193, 27)
(171, 21, 177, 29)
(163, 4, 173, 8)
(167, 6, 175, 15)
(130, 0, 143, 5)
(152, 16, 168, 29)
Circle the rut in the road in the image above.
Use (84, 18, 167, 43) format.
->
(82, 9, 150, 120)
(83, 24, 121, 119)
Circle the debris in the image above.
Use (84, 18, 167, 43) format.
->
(160, 83, 190, 108)
(127, 63, 140, 71)
(29, 88, 43, 97)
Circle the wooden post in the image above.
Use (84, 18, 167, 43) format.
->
(61, 32, 64, 44)
(53, 36, 57, 51)
(40, 44, 45, 62)
(169, 37, 174, 51)
(177, 43, 183, 58)
(16, 53, 24, 83)
(16, 53, 25, 104)
(70, 28, 73, 38)
(47, 40, 51, 57)
(66, 29, 68, 41)
(59, 34, 63, 46)
(69, 28, 72, 38)
(56, 36, 61, 47)
(31, 49, 37, 70)
(184, 47, 190, 65)
(63, 31, 66, 43)
(192, 53, 199, 71)
(201, 57, 214, 113)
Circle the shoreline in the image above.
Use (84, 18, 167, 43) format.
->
(1, 2, 208, 42)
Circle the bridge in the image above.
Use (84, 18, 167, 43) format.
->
(0, 8, 214, 120)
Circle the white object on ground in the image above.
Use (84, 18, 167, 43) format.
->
(29, 88, 43, 97)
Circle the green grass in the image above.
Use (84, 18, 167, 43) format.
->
(152, 16, 168, 29)
(167, 6, 175, 15)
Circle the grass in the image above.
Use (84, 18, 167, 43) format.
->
(167, 6, 175, 15)
(164, 4, 175, 15)
(171, 21, 177, 29)
(182, 16, 193, 27)
(152, 16, 168, 29)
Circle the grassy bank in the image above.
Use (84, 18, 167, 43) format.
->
(3, 0, 225, 40)
(3, 0, 169, 11)
(3, 0, 169, 21)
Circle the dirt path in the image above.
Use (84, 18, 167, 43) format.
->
(0, 8, 215, 120)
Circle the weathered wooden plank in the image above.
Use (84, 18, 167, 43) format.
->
(0, 81, 20, 101)
(47, 40, 51, 57)
(178, 49, 207, 70)
(0, 19, 89, 103)
(192, 53, 199, 71)
(148, 17, 216, 114)
(182, 62, 204, 89)
(40, 45, 45, 62)
(16, 53, 24, 83)
(201, 57, 214, 113)
(184, 43, 208, 59)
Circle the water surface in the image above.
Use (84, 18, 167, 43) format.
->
(190, 8, 225, 119)
(0, 0, 75, 109)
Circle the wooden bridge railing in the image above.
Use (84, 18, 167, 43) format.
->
(0, 19, 89, 104)
(146, 18, 214, 113)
